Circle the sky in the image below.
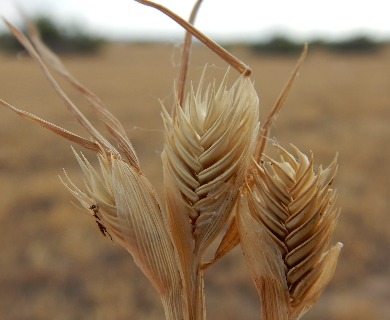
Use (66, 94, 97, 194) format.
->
(0, 0, 389, 42)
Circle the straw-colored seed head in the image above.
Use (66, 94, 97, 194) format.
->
(238, 144, 342, 319)
(61, 149, 186, 319)
(162, 70, 260, 257)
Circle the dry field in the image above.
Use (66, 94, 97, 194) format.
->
(0, 43, 389, 319)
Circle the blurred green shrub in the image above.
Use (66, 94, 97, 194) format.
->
(324, 36, 382, 53)
(251, 36, 302, 55)
(0, 16, 105, 54)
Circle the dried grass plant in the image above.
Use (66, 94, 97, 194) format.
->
(0, 1, 342, 319)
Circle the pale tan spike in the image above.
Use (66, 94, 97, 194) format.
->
(62, 150, 187, 319)
(239, 144, 342, 319)
(162, 72, 259, 256)
(162, 68, 259, 319)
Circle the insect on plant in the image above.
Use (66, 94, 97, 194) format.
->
(0, 0, 342, 319)
(89, 204, 113, 240)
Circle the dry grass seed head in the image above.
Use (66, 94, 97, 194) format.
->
(238, 144, 342, 319)
(162, 69, 260, 258)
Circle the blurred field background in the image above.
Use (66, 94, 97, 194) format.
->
(1, 39, 390, 320)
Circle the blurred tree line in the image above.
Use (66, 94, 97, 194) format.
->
(250, 35, 387, 55)
(1, 16, 387, 56)
(0, 16, 105, 55)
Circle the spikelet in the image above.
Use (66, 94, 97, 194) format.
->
(237, 144, 342, 319)
(61, 149, 186, 319)
(162, 71, 260, 318)
(162, 71, 259, 257)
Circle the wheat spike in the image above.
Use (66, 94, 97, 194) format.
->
(238, 144, 342, 319)
(162, 71, 259, 256)
(162, 70, 259, 319)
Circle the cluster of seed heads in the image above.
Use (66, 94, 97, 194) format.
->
(0, 1, 342, 319)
